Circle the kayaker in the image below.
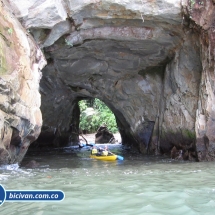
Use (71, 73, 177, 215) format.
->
(100, 145, 108, 156)
(91, 146, 99, 155)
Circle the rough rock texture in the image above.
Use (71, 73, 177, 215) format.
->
(33, 0, 188, 154)
(155, 32, 201, 158)
(10, 0, 200, 156)
(95, 125, 115, 143)
(8, 0, 67, 29)
(181, 0, 215, 161)
(0, 1, 46, 164)
(5, 0, 215, 161)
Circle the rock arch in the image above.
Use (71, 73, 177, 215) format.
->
(37, 27, 201, 156)
(1, 0, 215, 163)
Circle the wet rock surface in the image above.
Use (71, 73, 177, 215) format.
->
(23, 159, 40, 168)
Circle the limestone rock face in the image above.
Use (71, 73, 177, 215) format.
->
(0, 1, 46, 164)
(6, 0, 215, 161)
(181, 0, 215, 161)
(8, 0, 67, 29)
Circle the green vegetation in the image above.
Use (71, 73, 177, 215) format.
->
(189, 0, 204, 8)
(7, 28, 13, 35)
(65, 39, 73, 47)
(0, 41, 6, 74)
(190, 0, 195, 6)
(79, 98, 118, 134)
(183, 129, 196, 140)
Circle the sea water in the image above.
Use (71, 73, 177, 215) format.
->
(0, 144, 215, 215)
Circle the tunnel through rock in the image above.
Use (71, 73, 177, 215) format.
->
(35, 27, 201, 156)
(29, 1, 202, 158)
(3, 0, 215, 163)
(78, 98, 119, 142)
(36, 32, 200, 154)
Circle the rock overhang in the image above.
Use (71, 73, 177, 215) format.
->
(7, 0, 202, 157)
(35, 0, 185, 147)
(66, 0, 182, 25)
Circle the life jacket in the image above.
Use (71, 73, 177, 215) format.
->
(92, 148, 98, 154)
(102, 150, 108, 156)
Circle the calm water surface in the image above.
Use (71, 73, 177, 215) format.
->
(1, 144, 215, 215)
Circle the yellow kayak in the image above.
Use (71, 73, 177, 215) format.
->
(90, 154, 118, 161)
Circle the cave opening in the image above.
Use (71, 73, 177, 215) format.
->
(77, 97, 121, 144)
(30, 96, 124, 149)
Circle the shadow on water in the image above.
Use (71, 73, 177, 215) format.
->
(2, 144, 215, 215)
(21, 143, 188, 170)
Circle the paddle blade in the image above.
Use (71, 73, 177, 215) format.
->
(117, 155, 124, 160)
(79, 143, 95, 148)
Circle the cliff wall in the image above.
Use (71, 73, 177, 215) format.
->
(0, 1, 46, 164)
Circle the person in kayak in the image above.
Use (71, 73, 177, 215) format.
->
(91, 145, 109, 156)
(91, 145, 99, 155)
(91, 146, 101, 156)
(99, 145, 109, 156)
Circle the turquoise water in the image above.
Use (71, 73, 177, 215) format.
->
(0, 144, 215, 215)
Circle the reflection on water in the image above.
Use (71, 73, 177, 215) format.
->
(1, 144, 215, 215)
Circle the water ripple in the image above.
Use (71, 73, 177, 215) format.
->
(0, 147, 215, 214)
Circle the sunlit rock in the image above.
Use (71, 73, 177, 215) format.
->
(8, 0, 67, 29)
(0, 1, 46, 164)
